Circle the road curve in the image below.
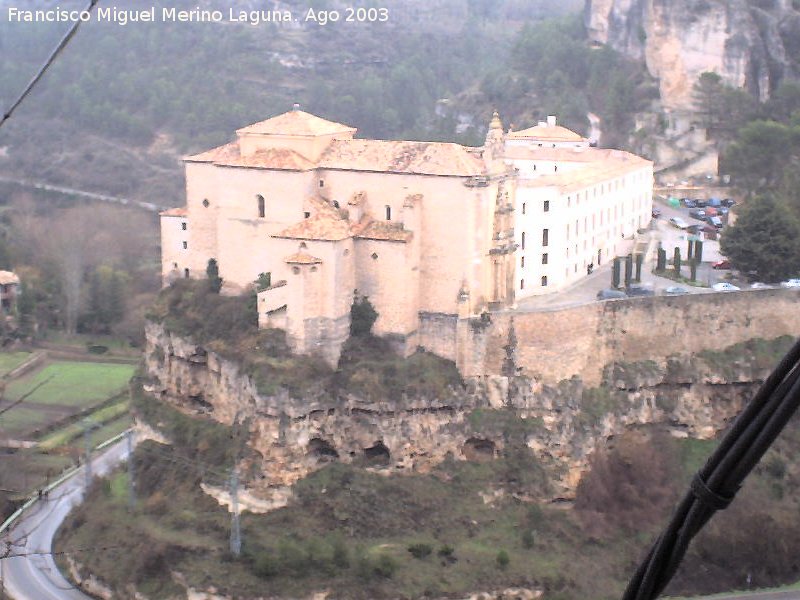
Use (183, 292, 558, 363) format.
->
(1, 439, 129, 600)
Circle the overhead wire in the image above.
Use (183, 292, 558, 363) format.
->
(623, 336, 800, 599)
(0, 0, 101, 131)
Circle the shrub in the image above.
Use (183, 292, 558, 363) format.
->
(407, 542, 433, 559)
(350, 293, 378, 337)
(496, 549, 510, 569)
(521, 529, 535, 549)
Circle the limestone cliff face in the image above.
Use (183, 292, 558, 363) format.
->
(144, 321, 776, 505)
(585, 0, 800, 110)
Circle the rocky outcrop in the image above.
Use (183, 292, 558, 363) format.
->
(585, 0, 800, 110)
(144, 321, 782, 505)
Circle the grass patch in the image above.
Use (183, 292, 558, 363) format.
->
(5, 361, 135, 407)
(38, 398, 130, 449)
(0, 351, 31, 376)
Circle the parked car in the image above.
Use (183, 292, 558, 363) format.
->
(780, 279, 800, 288)
(627, 284, 655, 297)
(695, 198, 708, 207)
(669, 217, 689, 229)
(597, 288, 628, 300)
(712, 282, 740, 292)
(663, 286, 689, 295)
(689, 209, 707, 220)
(750, 282, 773, 289)
(722, 198, 736, 207)
(706, 216, 723, 228)
(708, 197, 722, 207)
(683, 198, 697, 208)
(705, 207, 718, 217)
(712, 259, 731, 270)
(686, 224, 703, 235)
(718, 207, 729, 216)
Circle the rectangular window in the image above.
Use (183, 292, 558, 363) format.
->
(182, 241, 187, 249)
(184, 268, 190, 278)
(541, 276, 548, 287)
(542, 229, 549, 247)
(181, 222, 187, 231)
(542, 253, 548, 264)
(521, 256, 525, 268)
(543, 200, 549, 212)
(522, 202, 526, 215)
(521, 232, 526, 250)
(520, 279, 525, 290)
(304, 211, 311, 219)
(386, 205, 392, 221)
(319, 180, 324, 188)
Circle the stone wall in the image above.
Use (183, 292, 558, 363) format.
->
(465, 289, 800, 386)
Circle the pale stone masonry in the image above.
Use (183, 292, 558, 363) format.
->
(160, 107, 653, 366)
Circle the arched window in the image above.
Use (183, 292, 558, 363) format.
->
(257, 195, 265, 218)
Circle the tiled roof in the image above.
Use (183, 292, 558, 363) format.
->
(0, 271, 19, 285)
(505, 146, 601, 162)
(284, 252, 323, 265)
(354, 220, 412, 242)
(319, 139, 486, 177)
(185, 143, 315, 171)
(160, 207, 188, 217)
(519, 151, 652, 193)
(236, 110, 357, 137)
(274, 211, 352, 241)
(508, 123, 586, 143)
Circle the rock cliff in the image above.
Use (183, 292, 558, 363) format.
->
(144, 321, 792, 506)
(585, 0, 800, 110)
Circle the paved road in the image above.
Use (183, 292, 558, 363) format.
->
(1, 440, 129, 600)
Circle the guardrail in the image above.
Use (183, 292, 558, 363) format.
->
(0, 428, 132, 537)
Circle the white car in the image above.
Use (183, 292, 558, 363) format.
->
(750, 282, 773, 289)
(780, 279, 800, 288)
(669, 217, 689, 229)
(712, 282, 740, 292)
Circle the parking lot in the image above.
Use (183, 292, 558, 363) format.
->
(514, 194, 740, 312)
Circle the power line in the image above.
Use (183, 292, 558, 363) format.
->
(0, 0, 101, 131)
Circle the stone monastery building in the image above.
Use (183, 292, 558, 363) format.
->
(161, 107, 652, 365)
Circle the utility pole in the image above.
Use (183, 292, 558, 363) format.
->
(82, 419, 93, 489)
(127, 429, 136, 510)
(229, 468, 241, 556)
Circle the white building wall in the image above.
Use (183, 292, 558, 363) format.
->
(514, 165, 653, 299)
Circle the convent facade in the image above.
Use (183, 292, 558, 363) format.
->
(161, 108, 652, 365)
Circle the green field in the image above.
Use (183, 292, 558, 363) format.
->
(0, 352, 31, 377)
(4, 362, 135, 407)
(0, 360, 135, 440)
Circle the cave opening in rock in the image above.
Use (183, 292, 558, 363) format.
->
(308, 438, 339, 461)
(364, 441, 391, 464)
(462, 437, 496, 462)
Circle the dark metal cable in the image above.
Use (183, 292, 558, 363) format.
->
(0, 0, 101, 131)
(623, 336, 800, 600)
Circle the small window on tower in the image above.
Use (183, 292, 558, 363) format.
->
(319, 179, 325, 188)
(202, 199, 210, 208)
(541, 276, 548, 287)
(304, 211, 311, 219)
(257, 195, 265, 218)
(543, 200, 549, 212)
(184, 268, 190, 278)
(181, 222, 187, 230)
(520, 279, 525, 290)
(386, 205, 392, 221)
(182, 241, 187, 249)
